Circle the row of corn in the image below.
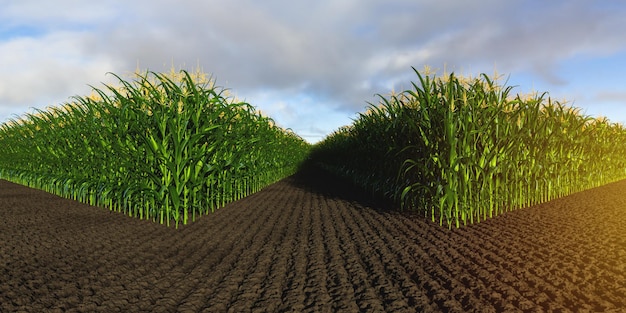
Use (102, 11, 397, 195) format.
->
(310, 68, 626, 228)
(0, 70, 310, 228)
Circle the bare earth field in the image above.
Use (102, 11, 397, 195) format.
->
(1, 167, 626, 312)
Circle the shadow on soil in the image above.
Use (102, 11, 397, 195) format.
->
(289, 163, 397, 211)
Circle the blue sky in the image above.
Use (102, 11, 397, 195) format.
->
(1, 0, 626, 143)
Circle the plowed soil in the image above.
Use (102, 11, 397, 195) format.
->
(1, 167, 626, 312)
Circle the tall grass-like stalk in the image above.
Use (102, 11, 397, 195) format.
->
(311, 67, 626, 228)
(0, 70, 310, 228)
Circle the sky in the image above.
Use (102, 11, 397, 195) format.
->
(1, 1, 626, 143)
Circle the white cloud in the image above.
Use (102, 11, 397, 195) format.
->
(595, 91, 626, 103)
(1, 0, 626, 139)
(0, 31, 115, 116)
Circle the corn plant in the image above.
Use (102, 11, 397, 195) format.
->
(0, 70, 310, 228)
(311, 67, 626, 228)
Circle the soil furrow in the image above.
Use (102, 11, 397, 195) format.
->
(2, 172, 626, 312)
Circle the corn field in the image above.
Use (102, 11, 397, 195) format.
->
(0, 70, 310, 228)
(311, 68, 626, 228)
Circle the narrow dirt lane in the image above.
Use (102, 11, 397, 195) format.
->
(1, 168, 625, 312)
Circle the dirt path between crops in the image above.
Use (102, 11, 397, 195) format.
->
(1, 167, 626, 312)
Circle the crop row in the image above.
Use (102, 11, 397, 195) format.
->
(3, 67, 625, 228)
(310, 68, 626, 228)
(0, 70, 310, 228)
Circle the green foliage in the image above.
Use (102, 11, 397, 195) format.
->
(0, 70, 310, 228)
(311, 68, 626, 228)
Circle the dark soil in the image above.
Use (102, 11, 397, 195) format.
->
(1, 167, 626, 312)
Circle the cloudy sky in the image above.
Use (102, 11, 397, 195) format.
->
(1, 1, 626, 143)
